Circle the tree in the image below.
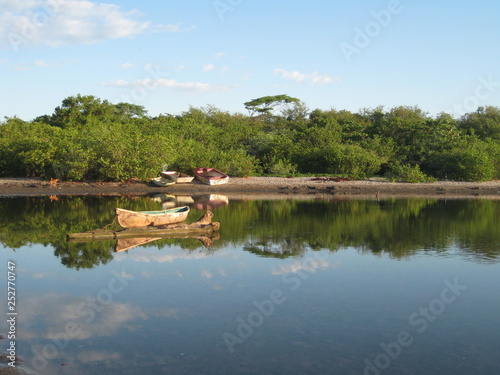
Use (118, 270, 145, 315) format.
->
(459, 106, 500, 141)
(37, 95, 148, 129)
(244, 95, 300, 117)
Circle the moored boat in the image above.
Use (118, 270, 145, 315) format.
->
(150, 176, 175, 187)
(160, 171, 194, 184)
(193, 168, 229, 185)
(115, 206, 190, 228)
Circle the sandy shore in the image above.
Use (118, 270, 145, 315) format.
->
(0, 177, 499, 199)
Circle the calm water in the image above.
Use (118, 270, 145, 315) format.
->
(0, 196, 499, 375)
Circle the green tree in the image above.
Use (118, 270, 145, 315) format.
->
(244, 95, 300, 117)
(459, 106, 500, 141)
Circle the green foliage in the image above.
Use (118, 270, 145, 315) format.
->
(324, 144, 382, 179)
(1, 95, 499, 182)
(244, 94, 300, 117)
(441, 141, 495, 181)
(266, 159, 298, 176)
(385, 163, 437, 183)
(460, 106, 500, 140)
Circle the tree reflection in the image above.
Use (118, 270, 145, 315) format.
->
(0, 196, 499, 269)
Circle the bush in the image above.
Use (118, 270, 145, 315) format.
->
(385, 163, 436, 183)
(324, 144, 382, 179)
(266, 159, 298, 176)
(209, 149, 258, 177)
(444, 144, 495, 181)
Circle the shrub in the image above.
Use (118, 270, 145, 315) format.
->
(385, 163, 436, 183)
(324, 144, 382, 179)
(445, 144, 495, 181)
(266, 159, 298, 176)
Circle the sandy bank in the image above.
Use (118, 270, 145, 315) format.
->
(0, 177, 499, 199)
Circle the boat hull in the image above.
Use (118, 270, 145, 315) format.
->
(151, 177, 175, 187)
(115, 206, 190, 228)
(161, 171, 194, 184)
(193, 168, 229, 185)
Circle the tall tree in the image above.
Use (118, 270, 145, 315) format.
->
(244, 95, 300, 117)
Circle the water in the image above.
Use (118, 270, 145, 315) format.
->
(0, 196, 499, 374)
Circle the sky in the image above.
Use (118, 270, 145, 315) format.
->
(1, 0, 499, 120)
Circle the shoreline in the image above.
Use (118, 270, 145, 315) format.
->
(0, 177, 499, 199)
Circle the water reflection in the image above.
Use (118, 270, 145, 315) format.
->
(150, 193, 228, 210)
(0, 196, 499, 269)
(1, 196, 500, 375)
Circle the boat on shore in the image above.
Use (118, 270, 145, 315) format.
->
(150, 176, 175, 187)
(161, 171, 194, 184)
(115, 206, 190, 228)
(193, 168, 229, 185)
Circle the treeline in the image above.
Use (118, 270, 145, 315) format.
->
(1, 94, 499, 181)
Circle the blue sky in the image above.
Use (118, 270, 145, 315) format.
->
(1, 0, 499, 120)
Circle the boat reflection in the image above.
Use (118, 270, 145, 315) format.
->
(149, 193, 229, 211)
(193, 194, 229, 210)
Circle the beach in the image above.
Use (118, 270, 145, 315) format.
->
(0, 177, 499, 199)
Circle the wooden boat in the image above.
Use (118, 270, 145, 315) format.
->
(160, 171, 194, 184)
(160, 171, 178, 183)
(193, 168, 229, 185)
(150, 176, 175, 187)
(115, 206, 190, 228)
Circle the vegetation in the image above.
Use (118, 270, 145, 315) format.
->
(1, 94, 499, 182)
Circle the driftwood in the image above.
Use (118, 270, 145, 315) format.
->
(67, 211, 220, 244)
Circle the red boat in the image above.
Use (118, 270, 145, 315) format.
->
(193, 168, 229, 185)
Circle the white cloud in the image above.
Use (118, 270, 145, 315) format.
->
(151, 23, 196, 33)
(0, 0, 192, 49)
(13, 58, 63, 70)
(113, 248, 212, 263)
(119, 62, 135, 69)
(203, 63, 215, 72)
(271, 259, 331, 275)
(102, 77, 238, 94)
(273, 68, 340, 85)
(201, 270, 213, 279)
(16, 293, 146, 340)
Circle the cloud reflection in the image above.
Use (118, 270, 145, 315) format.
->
(271, 259, 333, 276)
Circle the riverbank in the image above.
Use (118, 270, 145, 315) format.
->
(0, 177, 499, 199)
